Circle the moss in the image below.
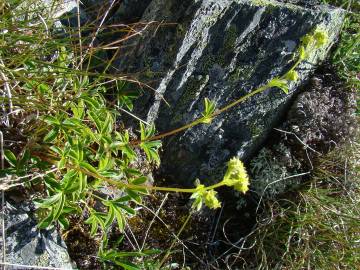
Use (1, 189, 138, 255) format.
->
(223, 24, 238, 51)
(176, 23, 186, 37)
(171, 75, 208, 124)
(229, 65, 256, 82)
(215, 24, 239, 67)
(36, 253, 51, 267)
(249, 0, 301, 10)
(202, 55, 216, 73)
(248, 118, 263, 139)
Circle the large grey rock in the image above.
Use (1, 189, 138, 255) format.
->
(116, 0, 345, 186)
(110, 0, 153, 23)
(0, 201, 74, 269)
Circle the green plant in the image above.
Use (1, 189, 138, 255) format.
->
(0, 1, 331, 268)
(323, 0, 359, 112)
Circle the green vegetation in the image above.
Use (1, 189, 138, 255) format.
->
(0, 0, 358, 269)
(324, 0, 360, 111)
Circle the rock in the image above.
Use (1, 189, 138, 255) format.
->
(116, 0, 344, 186)
(80, 0, 152, 24)
(111, 0, 153, 23)
(14, 0, 78, 20)
(277, 0, 321, 7)
(0, 200, 74, 269)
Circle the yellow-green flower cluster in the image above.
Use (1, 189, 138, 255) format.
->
(204, 189, 221, 209)
(313, 29, 328, 48)
(300, 28, 329, 60)
(285, 70, 299, 82)
(190, 183, 221, 211)
(222, 157, 249, 194)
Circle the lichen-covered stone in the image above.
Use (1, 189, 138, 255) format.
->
(116, 0, 345, 186)
(1, 201, 74, 269)
(249, 143, 302, 200)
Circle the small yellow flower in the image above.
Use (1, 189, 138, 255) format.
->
(299, 45, 307, 60)
(285, 70, 299, 82)
(234, 179, 249, 194)
(204, 190, 221, 209)
(301, 34, 314, 48)
(222, 157, 250, 194)
(199, 116, 213, 124)
(191, 183, 221, 210)
(314, 30, 328, 48)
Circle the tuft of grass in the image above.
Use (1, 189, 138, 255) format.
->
(323, 0, 360, 112)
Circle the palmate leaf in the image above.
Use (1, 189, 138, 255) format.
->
(98, 154, 114, 171)
(81, 95, 102, 110)
(52, 193, 65, 220)
(88, 110, 102, 132)
(4, 149, 16, 167)
(61, 169, 78, 191)
(117, 90, 138, 111)
(108, 259, 140, 270)
(98, 169, 123, 180)
(42, 115, 61, 126)
(101, 112, 114, 134)
(202, 98, 216, 118)
(100, 248, 161, 270)
(43, 128, 59, 143)
(79, 161, 98, 174)
(38, 209, 54, 229)
(70, 100, 85, 119)
(103, 200, 136, 232)
(85, 211, 107, 236)
(105, 204, 115, 228)
(267, 78, 289, 94)
(44, 174, 62, 192)
(140, 141, 161, 165)
(131, 176, 147, 185)
(125, 189, 142, 203)
(120, 144, 137, 161)
(36, 192, 66, 228)
(139, 122, 156, 141)
(62, 170, 87, 194)
(114, 206, 126, 232)
(35, 192, 63, 209)
(110, 131, 137, 161)
(58, 214, 70, 229)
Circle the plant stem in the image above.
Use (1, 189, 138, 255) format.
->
(157, 212, 193, 269)
(67, 164, 225, 194)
